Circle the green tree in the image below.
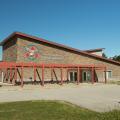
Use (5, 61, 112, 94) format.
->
(112, 55, 120, 62)
(102, 53, 107, 58)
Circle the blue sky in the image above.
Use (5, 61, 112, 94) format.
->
(0, 0, 120, 60)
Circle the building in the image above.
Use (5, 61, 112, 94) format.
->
(0, 32, 120, 87)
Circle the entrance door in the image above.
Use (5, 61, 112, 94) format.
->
(83, 71, 87, 81)
(105, 71, 112, 80)
(69, 71, 77, 82)
(82, 70, 91, 82)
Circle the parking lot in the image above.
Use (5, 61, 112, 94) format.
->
(0, 83, 120, 112)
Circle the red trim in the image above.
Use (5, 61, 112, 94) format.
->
(0, 62, 106, 69)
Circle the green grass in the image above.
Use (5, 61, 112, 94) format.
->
(0, 100, 120, 120)
(108, 81, 120, 85)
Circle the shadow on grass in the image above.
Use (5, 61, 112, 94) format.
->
(0, 100, 120, 120)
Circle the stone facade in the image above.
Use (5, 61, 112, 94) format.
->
(2, 35, 120, 82)
(3, 36, 17, 62)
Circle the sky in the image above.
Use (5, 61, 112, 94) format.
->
(0, 0, 120, 60)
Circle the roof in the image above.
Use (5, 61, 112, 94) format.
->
(0, 31, 120, 66)
(84, 48, 105, 53)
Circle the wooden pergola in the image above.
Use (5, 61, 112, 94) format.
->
(0, 62, 107, 87)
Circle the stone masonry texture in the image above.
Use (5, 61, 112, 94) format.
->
(2, 35, 120, 82)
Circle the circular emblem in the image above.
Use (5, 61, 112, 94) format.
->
(24, 45, 40, 61)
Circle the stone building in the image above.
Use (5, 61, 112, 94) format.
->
(0, 32, 120, 86)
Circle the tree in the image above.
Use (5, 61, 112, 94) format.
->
(102, 53, 107, 58)
(112, 55, 120, 62)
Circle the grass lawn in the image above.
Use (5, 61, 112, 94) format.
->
(108, 81, 120, 85)
(0, 101, 120, 120)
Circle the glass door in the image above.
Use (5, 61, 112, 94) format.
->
(69, 71, 77, 82)
(82, 70, 91, 82)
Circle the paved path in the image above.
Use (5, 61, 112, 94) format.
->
(0, 83, 120, 112)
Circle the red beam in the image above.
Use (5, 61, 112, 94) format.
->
(0, 62, 106, 69)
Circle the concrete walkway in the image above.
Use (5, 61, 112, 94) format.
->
(0, 83, 120, 112)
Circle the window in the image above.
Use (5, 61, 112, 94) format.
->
(82, 71, 91, 81)
(69, 71, 77, 81)
(106, 71, 112, 79)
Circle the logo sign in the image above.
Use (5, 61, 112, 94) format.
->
(24, 45, 40, 61)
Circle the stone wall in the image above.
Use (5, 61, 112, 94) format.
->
(3, 36, 17, 62)
(2, 36, 120, 82)
(15, 36, 120, 82)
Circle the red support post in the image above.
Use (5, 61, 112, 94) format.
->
(91, 67, 94, 84)
(93, 67, 95, 83)
(0, 62, 107, 87)
(15, 67, 17, 84)
(21, 67, 23, 87)
(34, 67, 36, 82)
(3, 68, 8, 82)
(104, 67, 107, 84)
(5, 68, 8, 82)
(77, 67, 80, 85)
(9, 67, 12, 83)
(42, 64, 44, 86)
(12, 67, 17, 85)
(61, 67, 63, 85)
(66, 68, 68, 81)
(79, 68, 82, 83)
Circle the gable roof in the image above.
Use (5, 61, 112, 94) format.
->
(0, 31, 120, 66)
